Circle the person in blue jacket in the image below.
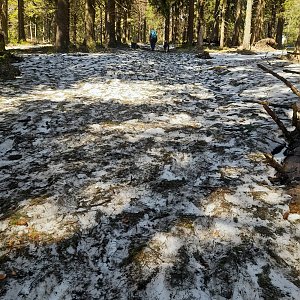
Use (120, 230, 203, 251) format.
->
(149, 29, 158, 51)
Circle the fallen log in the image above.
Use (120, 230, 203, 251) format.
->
(257, 64, 300, 99)
(283, 69, 300, 75)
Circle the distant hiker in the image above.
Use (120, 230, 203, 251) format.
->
(163, 40, 169, 52)
(149, 29, 157, 51)
(131, 34, 138, 50)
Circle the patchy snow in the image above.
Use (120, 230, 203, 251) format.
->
(0, 49, 300, 299)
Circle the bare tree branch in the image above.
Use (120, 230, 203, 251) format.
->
(257, 64, 300, 99)
(262, 103, 293, 142)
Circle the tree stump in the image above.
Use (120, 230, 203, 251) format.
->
(196, 51, 212, 59)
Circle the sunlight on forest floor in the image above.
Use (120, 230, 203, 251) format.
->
(0, 49, 300, 299)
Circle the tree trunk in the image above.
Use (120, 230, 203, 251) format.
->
(173, 5, 179, 45)
(164, 9, 170, 42)
(116, 5, 121, 44)
(211, 0, 220, 43)
(29, 19, 33, 41)
(268, 2, 276, 38)
(42, 19, 45, 42)
(71, 11, 77, 44)
(55, 0, 70, 52)
(0, 0, 5, 51)
(251, 0, 265, 44)
(197, 0, 204, 50)
(143, 17, 146, 43)
(231, 0, 242, 46)
(107, 0, 116, 47)
(34, 19, 37, 42)
(100, 5, 103, 45)
(219, 0, 227, 49)
(0, 0, 8, 43)
(276, 16, 284, 49)
(0, 32, 4, 51)
(126, 3, 131, 42)
(187, 0, 195, 45)
(104, 2, 108, 44)
(242, 0, 253, 50)
(18, 0, 26, 42)
(85, 0, 95, 48)
(295, 25, 300, 60)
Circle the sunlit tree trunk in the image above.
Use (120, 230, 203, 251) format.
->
(42, 19, 45, 42)
(219, 0, 227, 48)
(143, 17, 146, 43)
(85, 0, 95, 48)
(48, 16, 52, 42)
(242, 0, 253, 50)
(187, 0, 194, 45)
(99, 5, 103, 45)
(197, 0, 204, 50)
(56, 0, 70, 52)
(107, 0, 116, 47)
(125, 3, 131, 42)
(295, 24, 300, 59)
(34, 18, 37, 41)
(18, 0, 26, 42)
(172, 4, 179, 44)
(104, 2, 108, 44)
(122, 9, 128, 43)
(70, 0, 77, 44)
(29, 19, 33, 40)
(232, 0, 242, 46)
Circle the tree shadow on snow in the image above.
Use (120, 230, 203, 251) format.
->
(1, 51, 300, 299)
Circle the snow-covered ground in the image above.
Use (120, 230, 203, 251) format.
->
(0, 49, 300, 299)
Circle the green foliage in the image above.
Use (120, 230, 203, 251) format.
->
(145, 5, 163, 36)
(2, 0, 300, 49)
(284, 0, 300, 44)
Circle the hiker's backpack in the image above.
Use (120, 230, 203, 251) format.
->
(150, 30, 157, 41)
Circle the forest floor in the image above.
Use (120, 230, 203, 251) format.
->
(0, 46, 300, 299)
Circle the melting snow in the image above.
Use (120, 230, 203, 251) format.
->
(0, 49, 299, 299)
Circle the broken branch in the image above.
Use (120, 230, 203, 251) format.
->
(283, 69, 300, 75)
(262, 103, 293, 142)
(287, 51, 300, 56)
(243, 99, 291, 109)
(264, 153, 284, 173)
